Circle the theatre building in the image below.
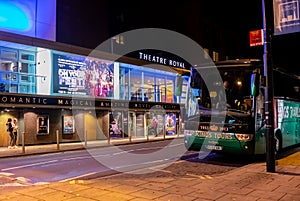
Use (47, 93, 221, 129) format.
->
(0, 0, 192, 147)
(0, 34, 191, 148)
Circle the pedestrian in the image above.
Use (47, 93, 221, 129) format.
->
(5, 118, 14, 149)
(12, 118, 18, 148)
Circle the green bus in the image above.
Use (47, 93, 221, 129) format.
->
(184, 59, 300, 155)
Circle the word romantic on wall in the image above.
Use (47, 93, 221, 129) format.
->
(0, 94, 180, 111)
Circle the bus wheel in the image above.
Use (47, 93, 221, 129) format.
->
(275, 131, 282, 157)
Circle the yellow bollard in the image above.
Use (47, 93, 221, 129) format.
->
(56, 130, 60, 150)
(22, 132, 25, 154)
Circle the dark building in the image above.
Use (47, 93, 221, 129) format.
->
(0, 0, 189, 147)
(0, 0, 298, 148)
(56, 0, 263, 61)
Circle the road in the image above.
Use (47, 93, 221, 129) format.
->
(0, 140, 254, 190)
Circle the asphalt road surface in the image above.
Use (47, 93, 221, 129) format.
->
(0, 140, 254, 190)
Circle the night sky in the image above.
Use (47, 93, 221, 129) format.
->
(57, 0, 262, 47)
(56, 0, 299, 74)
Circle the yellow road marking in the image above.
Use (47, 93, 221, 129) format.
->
(277, 152, 300, 166)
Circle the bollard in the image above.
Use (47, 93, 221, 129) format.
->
(107, 133, 110, 144)
(84, 130, 87, 147)
(147, 130, 149, 141)
(128, 127, 132, 143)
(22, 132, 25, 153)
(56, 130, 60, 150)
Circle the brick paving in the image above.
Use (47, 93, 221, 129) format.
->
(0, 142, 300, 200)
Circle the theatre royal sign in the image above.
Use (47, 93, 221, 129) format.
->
(138, 52, 186, 68)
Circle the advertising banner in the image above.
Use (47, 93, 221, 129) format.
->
(274, 0, 300, 35)
(109, 111, 123, 138)
(63, 116, 75, 134)
(165, 113, 176, 135)
(53, 53, 114, 97)
(37, 115, 49, 135)
(249, 29, 264, 46)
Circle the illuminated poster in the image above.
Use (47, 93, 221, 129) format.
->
(63, 116, 75, 134)
(274, 0, 300, 35)
(187, 92, 198, 117)
(109, 111, 123, 138)
(165, 113, 176, 135)
(37, 115, 49, 135)
(85, 59, 114, 97)
(53, 54, 87, 95)
(249, 29, 264, 47)
(53, 53, 114, 97)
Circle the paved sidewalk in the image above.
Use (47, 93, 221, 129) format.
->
(0, 148, 300, 200)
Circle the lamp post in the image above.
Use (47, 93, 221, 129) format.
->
(111, 36, 116, 54)
(262, 0, 276, 173)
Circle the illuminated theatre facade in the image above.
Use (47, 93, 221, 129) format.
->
(0, 32, 191, 147)
(0, 0, 191, 147)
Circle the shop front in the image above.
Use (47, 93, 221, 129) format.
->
(0, 32, 189, 148)
(0, 94, 180, 147)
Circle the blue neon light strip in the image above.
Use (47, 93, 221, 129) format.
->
(0, 1, 31, 31)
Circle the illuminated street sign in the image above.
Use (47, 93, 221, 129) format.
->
(249, 29, 264, 47)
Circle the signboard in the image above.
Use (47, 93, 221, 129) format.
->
(274, 0, 300, 35)
(249, 29, 264, 47)
(0, 94, 181, 110)
(53, 54, 87, 95)
(52, 53, 114, 97)
(130, 50, 190, 69)
(277, 99, 300, 130)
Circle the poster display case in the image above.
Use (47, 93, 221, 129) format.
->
(165, 113, 176, 135)
(37, 115, 49, 135)
(109, 111, 123, 138)
(63, 116, 75, 134)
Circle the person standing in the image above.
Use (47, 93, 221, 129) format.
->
(12, 118, 18, 148)
(6, 118, 14, 149)
(216, 81, 235, 109)
(223, 81, 235, 108)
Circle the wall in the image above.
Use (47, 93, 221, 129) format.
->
(36, 48, 52, 95)
(84, 111, 108, 141)
(22, 109, 88, 145)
